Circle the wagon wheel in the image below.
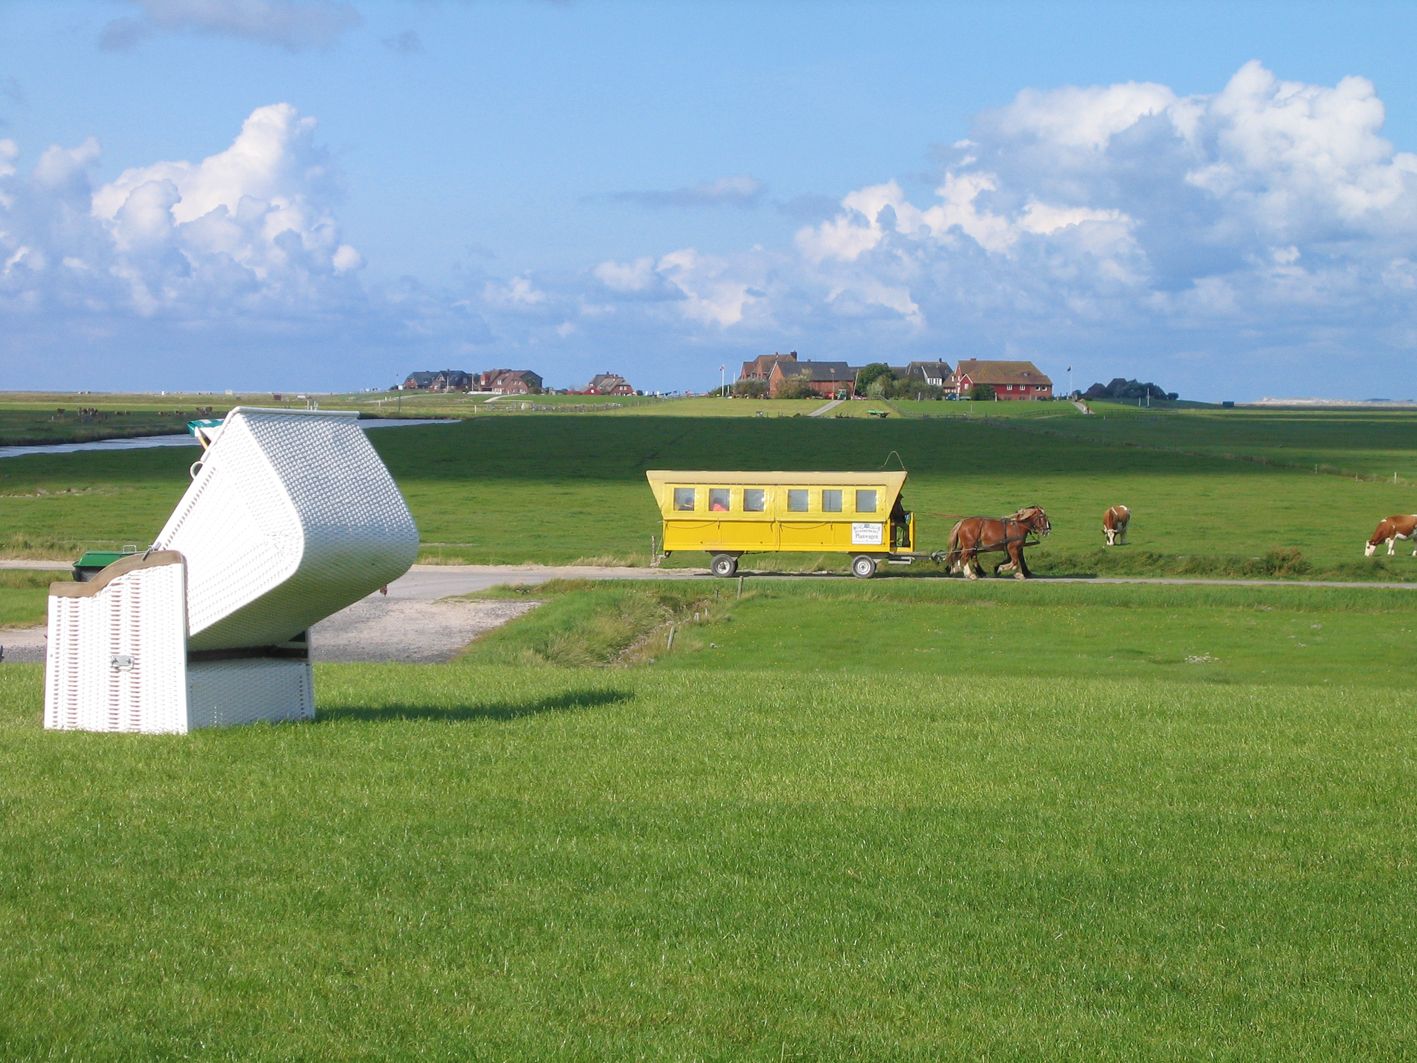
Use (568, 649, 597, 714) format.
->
(710, 553, 738, 578)
(851, 554, 877, 579)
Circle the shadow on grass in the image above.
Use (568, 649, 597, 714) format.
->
(320, 687, 633, 724)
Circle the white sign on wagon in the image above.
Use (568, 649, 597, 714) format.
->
(851, 522, 884, 545)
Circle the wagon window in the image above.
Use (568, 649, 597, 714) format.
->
(855, 489, 877, 513)
(673, 487, 696, 511)
(743, 489, 766, 512)
(709, 488, 730, 512)
(787, 489, 809, 512)
(822, 489, 842, 513)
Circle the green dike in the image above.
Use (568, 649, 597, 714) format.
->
(2, 660, 1414, 1057)
(459, 580, 1417, 688)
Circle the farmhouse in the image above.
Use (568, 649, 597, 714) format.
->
(769, 359, 857, 398)
(481, 369, 543, 395)
(402, 369, 474, 391)
(906, 360, 953, 389)
(587, 372, 634, 396)
(738, 350, 798, 382)
(953, 359, 1053, 400)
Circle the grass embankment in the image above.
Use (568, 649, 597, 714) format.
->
(463, 579, 1417, 687)
(3, 646, 1414, 1057)
(2, 406, 1415, 579)
(0, 571, 59, 627)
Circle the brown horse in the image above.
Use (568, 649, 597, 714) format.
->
(943, 506, 1051, 580)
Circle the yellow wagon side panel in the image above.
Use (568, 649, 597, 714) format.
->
(662, 521, 778, 553)
(646, 470, 909, 558)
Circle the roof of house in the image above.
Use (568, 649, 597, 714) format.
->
(590, 372, 629, 388)
(780, 360, 855, 382)
(404, 371, 436, 384)
(740, 351, 798, 377)
(954, 359, 1053, 387)
(907, 360, 953, 375)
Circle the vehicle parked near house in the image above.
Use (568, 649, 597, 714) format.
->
(645, 469, 924, 578)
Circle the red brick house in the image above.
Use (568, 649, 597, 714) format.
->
(587, 372, 634, 396)
(769, 359, 856, 398)
(738, 350, 798, 383)
(480, 369, 543, 395)
(952, 359, 1053, 400)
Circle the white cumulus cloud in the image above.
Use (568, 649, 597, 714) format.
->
(1, 102, 364, 330)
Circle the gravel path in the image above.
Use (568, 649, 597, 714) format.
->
(0, 562, 703, 665)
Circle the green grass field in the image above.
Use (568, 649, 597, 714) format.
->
(3, 620, 1415, 1056)
(9, 405, 1413, 580)
(4, 399, 1417, 1056)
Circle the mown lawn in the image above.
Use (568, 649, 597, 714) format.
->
(2, 651, 1414, 1058)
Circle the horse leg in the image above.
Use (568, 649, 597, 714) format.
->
(963, 550, 979, 580)
(1010, 542, 1031, 580)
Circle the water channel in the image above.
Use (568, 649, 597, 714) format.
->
(0, 418, 454, 460)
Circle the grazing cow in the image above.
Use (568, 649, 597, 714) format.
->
(1365, 514, 1417, 557)
(1102, 504, 1130, 547)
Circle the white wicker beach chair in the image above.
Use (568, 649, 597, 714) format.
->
(44, 407, 419, 733)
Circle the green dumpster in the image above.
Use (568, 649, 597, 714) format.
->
(72, 550, 135, 582)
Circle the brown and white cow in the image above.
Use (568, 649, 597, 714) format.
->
(1365, 514, 1417, 557)
(1102, 504, 1130, 547)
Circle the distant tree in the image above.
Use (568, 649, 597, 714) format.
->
(887, 378, 940, 400)
(969, 383, 996, 401)
(1083, 377, 1178, 402)
(732, 379, 768, 399)
(855, 362, 894, 396)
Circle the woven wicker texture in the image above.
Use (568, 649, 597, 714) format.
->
(45, 556, 189, 733)
(157, 408, 419, 651)
(186, 658, 313, 728)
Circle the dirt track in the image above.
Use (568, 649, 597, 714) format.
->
(0, 563, 699, 665)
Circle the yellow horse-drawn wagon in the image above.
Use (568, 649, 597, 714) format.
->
(645, 469, 918, 578)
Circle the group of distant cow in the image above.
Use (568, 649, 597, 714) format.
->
(1097, 503, 1417, 560)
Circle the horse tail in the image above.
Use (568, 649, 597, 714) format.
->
(942, 521, 963, 567)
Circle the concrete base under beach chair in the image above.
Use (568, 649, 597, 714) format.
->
(44, 408, 419, 734)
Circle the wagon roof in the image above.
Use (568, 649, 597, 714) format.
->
(646, 470, 907, 489)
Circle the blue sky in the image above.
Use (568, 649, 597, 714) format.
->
(3, 0, 1416, 400)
